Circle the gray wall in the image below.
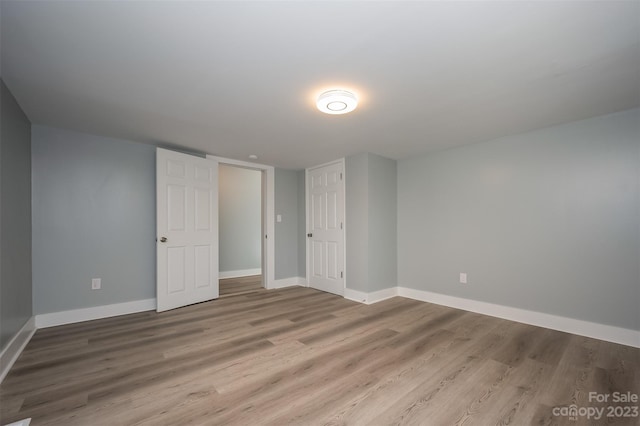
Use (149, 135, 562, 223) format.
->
(32, 125, 156, 314)
(218, 165, 262, 273)
(345, 154, 369, 292)
(345, 153, 398, 293)
(275, 168, 303, 279)
(398, 108, 640, 331)
(0, 80, 32, 351)
(368, 154, 397, 291)
(31, 125, 303, 313)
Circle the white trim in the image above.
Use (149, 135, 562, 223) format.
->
(397, 287, 640, 349)
(207, 155, 275, 291)
(35, 299, 156, 329)
(344, 288, 368, 304)
(219, 268, 262, 279)
(271, 276, 307, 289)
(305, 168, 310, 286)
(4, 419, 31, 426)
(206, 156, 269, 170)
(0, 317, 36, 384)
(368, 287, 399, 304)
(344, 287, 398, 305)
(341, 285, 639, 347)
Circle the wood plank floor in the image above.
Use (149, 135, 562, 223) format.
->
(219, 275, 263, 297)
(1, 285, 638, 425)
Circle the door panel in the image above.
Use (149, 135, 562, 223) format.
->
(157, 148, 218, 312)
(327, 241, 339, 279)
(194, 245, 211, 288)
(312, 193, 323, 229)
(307, 161, 344, 296)
(312, 240, 323, 278)
(167, 185, 186, 231)
(167, 247, 186, 294)
(194, 188, 211, 230)
(327, 190, 338, 229)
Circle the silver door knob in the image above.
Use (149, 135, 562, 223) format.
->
(160, 237, 168, 243)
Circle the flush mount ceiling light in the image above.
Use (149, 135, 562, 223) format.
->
(316, 90, 358, 115)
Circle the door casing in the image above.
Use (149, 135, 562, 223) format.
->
(207, 155, 275, 289)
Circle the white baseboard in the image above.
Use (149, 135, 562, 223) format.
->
(270, 276, 307, 289)
(344, 288, 368, 303)
(5, 419, 31, 426)
(397, 287, 640, 349)
(0, 317, 36, 383)
(219, 269, 262, 279)
(368, 287, 399, 304)
(35, 298, 157, 329)
(344, 287, 398, 305)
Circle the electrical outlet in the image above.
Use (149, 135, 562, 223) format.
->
(92, 278, 101, 290)
(459, 273, 468, 284)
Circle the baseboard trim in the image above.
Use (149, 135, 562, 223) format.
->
(35, 299, 157, 329)
(4, 418, 31, 426)
(397, 287, 640, 349)
(270, 276, 307, 289)
(344, 287, 398, 305)
(344, 288, 368, 303)
(0, 317, 36, 383)
(219, 269, 262, 279)
(368, 287, 399, 304)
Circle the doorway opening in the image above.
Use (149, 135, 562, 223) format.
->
(218, 164, 263, 296)
(207, 155, 275, 294)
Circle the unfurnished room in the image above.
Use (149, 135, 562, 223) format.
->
(0, 1, 639, 425)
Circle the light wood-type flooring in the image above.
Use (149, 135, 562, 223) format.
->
(1, 281, 638, 425)
(219, 275, 263, 297)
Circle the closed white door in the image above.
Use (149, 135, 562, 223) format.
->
(307, 160, 345, 296)
(157, 148, 218, 312)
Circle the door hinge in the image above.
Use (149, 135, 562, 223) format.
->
(340, 271, 343, 278)
(340, 222, 343, 230)
(265, 234, 268, 239)
(340, 172, 343, 180)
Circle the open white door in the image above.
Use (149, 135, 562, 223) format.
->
(307, 160, 345, 296)
(157, 148, 218, 312)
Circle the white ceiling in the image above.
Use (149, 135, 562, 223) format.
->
(2, 1, 639, 169)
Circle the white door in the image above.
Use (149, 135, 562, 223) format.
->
(307, 160, 345, 296)
(157, 148, 218, 312)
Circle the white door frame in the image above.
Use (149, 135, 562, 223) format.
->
(305, 158, 346, 294)
(207, 155, 275, 289)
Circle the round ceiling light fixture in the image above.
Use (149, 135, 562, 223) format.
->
(316, 89, 358, 115)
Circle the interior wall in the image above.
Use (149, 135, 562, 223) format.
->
(0, 80, 32, 350)
(345, 152, 398, 293)
(218, 165, 262, 275)
(367, 153, 397, 291)
(398, 108, 640, 331)
(31, 124, 302, 314)
(345, 153, 369, 293)
(31, 125, 156, 314)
